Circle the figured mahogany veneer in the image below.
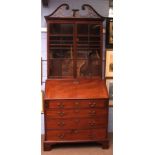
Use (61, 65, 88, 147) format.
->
(44, 79, 109, 99)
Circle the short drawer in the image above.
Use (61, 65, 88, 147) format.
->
(46, 128, 107, 141)
(46, 108, 107, 118)
(46, 117, 108, 129)
(45, 99, 108, 109)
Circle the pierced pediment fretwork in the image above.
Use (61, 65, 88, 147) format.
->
(45, 3, 105, 20)
(81, 4, 103, 18)
(47, 4, 72, 18)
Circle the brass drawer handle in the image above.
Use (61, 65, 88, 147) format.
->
(89, 121, 96, 126)
(75, 102, 79, 105)
(89, 102, 96, 108)
(57, 102, 64, 108)
(71, 129, 78, 134)
(75, 102, 80, 106)
(74, 130, 78, 134)
(58, 121, 65, 126)
(58, 134, 65, 139)
(58, 111, 65, 116)
(89, 110, 96, 115)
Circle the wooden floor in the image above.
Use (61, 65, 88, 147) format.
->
(41, 133, 113, 155)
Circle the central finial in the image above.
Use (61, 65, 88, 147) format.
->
(72, 9, 79, 17)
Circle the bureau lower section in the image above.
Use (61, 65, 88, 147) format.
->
(43, 99, 109, 151)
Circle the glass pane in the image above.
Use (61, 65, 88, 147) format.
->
(49, 59, 73, 77)
(78, 50, 100, 58)
(77, 50, 89, 58)
(77, 36, 88, 44)
(49, 48, 72, 58)
(89, 59, 101, 76)
(49, 36, 73, 44)
(77, 50, 100, 59)
(89, 24, 100, 35)
(89, 36, 100, 42)
(77, 35, 101, 59)
(49, 35, 73, 59)
(61, 59, 73, 76)
(77, 59, 89, 77)
(50, 24, 73, 34)
(77, 59, 101, 77)
(77, 24, 88, 35)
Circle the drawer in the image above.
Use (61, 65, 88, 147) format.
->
(45, 99, 108, 109)
(46, 128, 107, 141)
(46, 108, 107, 118)
(46, 117, 108, 129)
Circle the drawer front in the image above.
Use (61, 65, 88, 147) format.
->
(46, 128, 107, 141)
(46, 109, 107, 118)
(46, 117, 107, 129)
(46, 99, 107, 109)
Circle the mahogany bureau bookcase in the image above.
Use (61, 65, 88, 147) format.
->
(43, 4, 109, 151)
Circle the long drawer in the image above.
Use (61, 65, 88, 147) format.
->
(46, 117, 108, 129)
(46, 108, 107, 118)
(45, 99, 108, 109)
(46, 128, 107, 141)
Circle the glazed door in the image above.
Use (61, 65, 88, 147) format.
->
(48, 23, 74, 78)
(47, 21, 102, 79)
(76, 22, 102, 78)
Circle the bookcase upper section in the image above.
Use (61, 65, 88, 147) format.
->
(45, 4, 105, 79)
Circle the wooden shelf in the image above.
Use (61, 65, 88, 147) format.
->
(78, 35, 100, 37)
(77, 47, 100, 50)
(48, 58, 100, 60)
(49, 34, 73, 36)
(77, 40, 101, 43)
(49, 47, 72, 49)
(49, 41, 73, 43)
(77, 44, 100, 46)
(49, 44, 73, 46)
